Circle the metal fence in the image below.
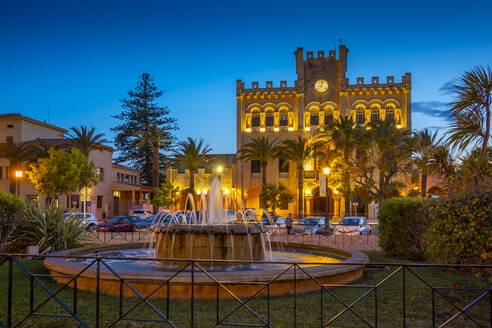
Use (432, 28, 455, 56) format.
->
(0, 253, 490, 328)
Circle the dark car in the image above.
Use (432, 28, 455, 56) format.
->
(96, 216, 140, 232)
(135, 213, 176, 230)
(293, 217, 333, 235)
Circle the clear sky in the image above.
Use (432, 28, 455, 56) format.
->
(1, 0, 491, 154)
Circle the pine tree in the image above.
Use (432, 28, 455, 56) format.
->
(112, 73, 177, 185)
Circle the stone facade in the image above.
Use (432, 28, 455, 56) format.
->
(235, 46, 412, 218)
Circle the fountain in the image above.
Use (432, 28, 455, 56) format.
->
(43, 177, 368, 299)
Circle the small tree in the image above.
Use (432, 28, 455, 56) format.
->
(152, 182, 180, 209)
(259, 183, 293, 214)
(0, 191, 24, 251)
(27, 148, 97, 200)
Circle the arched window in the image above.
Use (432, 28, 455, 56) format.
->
(324, 110, 333, 125)
(279, 110, 289, 127)
(356, 107, 365, 125)
(252, 111, 260, 127)
(265, 111, 274, 127)
(310, 111, 319, 126)
(371, 107, 380, 121)
(386, 106, 395, 123)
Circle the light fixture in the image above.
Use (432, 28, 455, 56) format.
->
(202, 189, 207, 195)
(260, 127, 265, 132)
(274, 127, 279, 132)
(288, 127, 294, 131)
(304, 163, 312, 171)
(323, 167, 330, 175)
(396, 124, 402, 129)
(217, 166, 223, 173)
(413, 186, 419, 190)
(304, 127, 310, 131)
(305, 189, 312, 195)
(246, 128, 251, 133)
(224, 189, 230, 195)
(197, 190, 201, 195)
(15, 170, 23, 178)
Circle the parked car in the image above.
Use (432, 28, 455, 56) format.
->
(95, 216, 140, 232)
(293, 217, 333, 235)
(275, 217, 286, 228)
(63, 212, 98, 230)
(334, 217, 371, 235)
(132, 209, 153, 219)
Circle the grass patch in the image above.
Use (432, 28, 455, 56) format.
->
(0, 252, 490, 327)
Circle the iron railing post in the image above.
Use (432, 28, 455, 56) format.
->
(293, 264, 297, 328)
(166, 280, 170, 321)
(320, 288, 323, 328)
(374, 286, 378, 327)
(216, 282, 219, 325)
(432, 288, 435, 328)
(191, 261, 194, 328)
(267, 283, 270, 327)
(119, 279, 123, 320)
(8, 256, 13, 328)
(96, 258, 100, 328)
(402, 266, 406, 328)
(30, 274, 34, 314)
(73, 278, 77, 316)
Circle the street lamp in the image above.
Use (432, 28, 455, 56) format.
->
(323, 167, 330, 221)
(217, 166, 223, 173)
(14, 170, 23, 197)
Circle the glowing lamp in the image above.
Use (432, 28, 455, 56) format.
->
(273, 127, 279, 132)
(197, 190, 201, 195)
(305, 189, 312, 195)
(217, 166, 223, 173)
(304, 163, 312, 171)
(259, 127, 265, 132)
(15, 170, 23, 178)
(396, 124, 402, 129)
(413, 186, 419, 190)
(288, 127, 294, 131)
(224, 189, 230, 195)
(246, 128, 251, 133)
(323, 167, 331, 175)
(304, 127, 310, 131)
(202, 190, 207, 195)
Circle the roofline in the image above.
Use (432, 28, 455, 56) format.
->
(112, 163, 141, 173)
(0, 114, 68, 133)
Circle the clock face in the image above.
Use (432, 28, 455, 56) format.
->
(314, 79, 329, 93)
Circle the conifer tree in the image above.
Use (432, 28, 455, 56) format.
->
(112, 73, 177, 185)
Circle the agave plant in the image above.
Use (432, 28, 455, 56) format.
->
(9, 205, 91, 254)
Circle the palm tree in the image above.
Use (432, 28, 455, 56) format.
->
(238, 136, 280, 186)
(279, 136, 324, 219)
(66, 126, 108, 158)
(0, 140, 35, 194)
(447, 66, 491, 164)
(134, 122, 172, 188)
(412, 129, 439, 197)
(319, 117, 358, 213)
(173, 138, 212, 196)
(429, 144, 456, 192)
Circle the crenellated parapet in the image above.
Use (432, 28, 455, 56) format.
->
(236, 79, 297, 99)
(341, 73, 411, 95)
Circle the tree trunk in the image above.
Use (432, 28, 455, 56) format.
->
(152, 145, 159, 188)
(421, 173, 427, 198)
(297, 167, 303, 220)
(261, 162, 267, 186)
(378, 171, 385, 204)
(343, 150, 351, 215)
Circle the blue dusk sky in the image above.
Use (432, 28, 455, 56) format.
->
(1, 0, 491, 154)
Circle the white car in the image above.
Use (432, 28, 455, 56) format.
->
(334, 217, 371, 235)
(63, 212, 99, 230)
(132, 209, 153, 219)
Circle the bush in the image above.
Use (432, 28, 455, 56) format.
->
(378, 197, 428, 260)
(425, 190, 492, 264)
(9, 205, 91, 254)
(0, 191, 24, 251)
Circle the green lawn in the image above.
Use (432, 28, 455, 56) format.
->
(0, 251, 490, 327)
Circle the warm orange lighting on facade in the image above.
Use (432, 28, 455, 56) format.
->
(323, 167, 330, 175)
(15, 170, 23, 178)
(273, 127, 279, 132)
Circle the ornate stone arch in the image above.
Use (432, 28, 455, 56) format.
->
(246, 103, 262, 113)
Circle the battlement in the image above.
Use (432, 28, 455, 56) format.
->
(341, 73, 411, 91)
(236, 79, 296, 94)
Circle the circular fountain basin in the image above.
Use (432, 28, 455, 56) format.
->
(44, 243, 368, 300)
(153, 224, 267, 264)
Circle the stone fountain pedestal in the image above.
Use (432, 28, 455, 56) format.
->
(153, 224, 267, 263)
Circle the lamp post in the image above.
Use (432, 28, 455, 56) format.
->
(14, 170, 23, 197)
(322, 167, 330, 221)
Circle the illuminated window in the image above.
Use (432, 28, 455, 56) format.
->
(279, 111, 288, 126)
(371, 107, 380, 121)
(356, 107, 365, 125)
(310, 112, 319, 126)
(252, 112, 260, 127)
(265, 112, 274, 127)
(96, 167, 104, 181)
(324, 111, 333, 125)
(251, 160, 261, 173)
(386, 107, 395, 123)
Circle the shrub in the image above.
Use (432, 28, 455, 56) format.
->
(9, 205, 91, 254)
(0, 191, 24, 251)
(425, 190, 492, 264)
(378, 197, 428, 260)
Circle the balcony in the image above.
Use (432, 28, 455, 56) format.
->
(303, 170, 316, 179)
